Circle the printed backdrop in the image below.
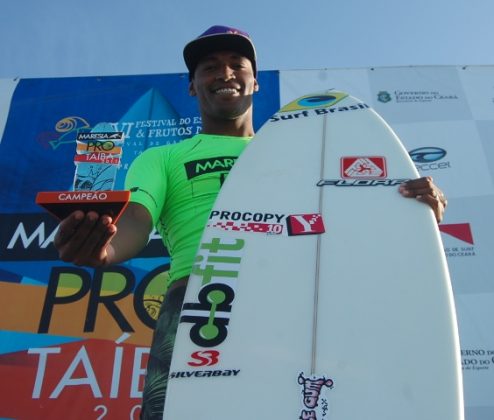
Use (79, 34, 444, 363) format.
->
(0, 72, 280, 420)
(0, 66, 493, 420)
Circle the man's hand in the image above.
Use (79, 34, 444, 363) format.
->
(54, 203, 153, 267)
(399, 176, 448, 223)
(54, 211, 117, 267)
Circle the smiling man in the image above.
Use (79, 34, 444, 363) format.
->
(54, 25, 447, 419)
(189, 52, 258, 130)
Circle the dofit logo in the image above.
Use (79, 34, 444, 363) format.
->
(180, 237, 244, 347)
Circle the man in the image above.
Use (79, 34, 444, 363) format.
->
(55, 25, 447, 419)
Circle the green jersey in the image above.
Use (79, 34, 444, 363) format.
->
(125, 133, 251, 286)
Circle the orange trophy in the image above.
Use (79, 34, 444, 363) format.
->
(36, 131, 130, 222)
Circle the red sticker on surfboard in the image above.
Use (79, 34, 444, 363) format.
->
(286, 214, 325, 236)
(341, 156, 387, 179)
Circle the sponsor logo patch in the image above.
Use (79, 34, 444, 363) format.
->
(409, 147, 451, 172)
(207, 210, 325, 236)
(287, 214, 325, 236)
(76, 132, 124, 141)
(270, 102, 369, 123)
(341, 156, 387, 179)
(184, 156, 238, 180)
(180, 237, 244, 348)
(409, 147, 447, 163)
(169, 369, 240, 379)
(377, 90, 459, 104)
(188, 350, 220, 367)
(317, 178, 407, 187)
(318, 156, 407, 187)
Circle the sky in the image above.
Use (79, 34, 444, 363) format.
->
(0, 0, 492, 79)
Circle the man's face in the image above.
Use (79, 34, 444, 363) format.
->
(189, 51, 259, 121)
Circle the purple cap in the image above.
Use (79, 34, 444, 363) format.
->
(183, 25, 257, 77)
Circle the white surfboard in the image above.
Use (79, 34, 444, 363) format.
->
(162, 92, 464, 419)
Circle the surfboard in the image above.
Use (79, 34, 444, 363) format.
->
(162, 92, 464, 419)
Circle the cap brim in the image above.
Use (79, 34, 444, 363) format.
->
(183, 33, 257, 77)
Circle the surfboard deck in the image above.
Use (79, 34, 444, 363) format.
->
(162, 92, 464, 419)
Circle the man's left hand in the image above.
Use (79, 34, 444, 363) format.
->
(399, 176, 447, 223)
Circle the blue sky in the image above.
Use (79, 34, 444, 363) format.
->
(0, 0, 492, 79)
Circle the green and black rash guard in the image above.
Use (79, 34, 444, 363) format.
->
(125, 134, 251, 288)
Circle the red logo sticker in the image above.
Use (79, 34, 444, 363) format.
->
(341, 156, 387, 179)
(439, 223, 474, 245)
(287, 214, 325, 236)
(188, 350, 220, 367)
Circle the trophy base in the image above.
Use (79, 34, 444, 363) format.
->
(35, 190, 130, 223)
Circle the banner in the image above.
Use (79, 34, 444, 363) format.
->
(1, 66, 493, 419)
(0, 71, 280, 419)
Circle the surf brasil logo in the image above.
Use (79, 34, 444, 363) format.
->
(298, 372, 334, 419)
(271, 102, 369, 123)
(272, 91, 369, 122)
(180, 237, 244, 347)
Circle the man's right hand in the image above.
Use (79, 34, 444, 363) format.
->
(54, 202, 153, 267)
(54, 210, 117, 267)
